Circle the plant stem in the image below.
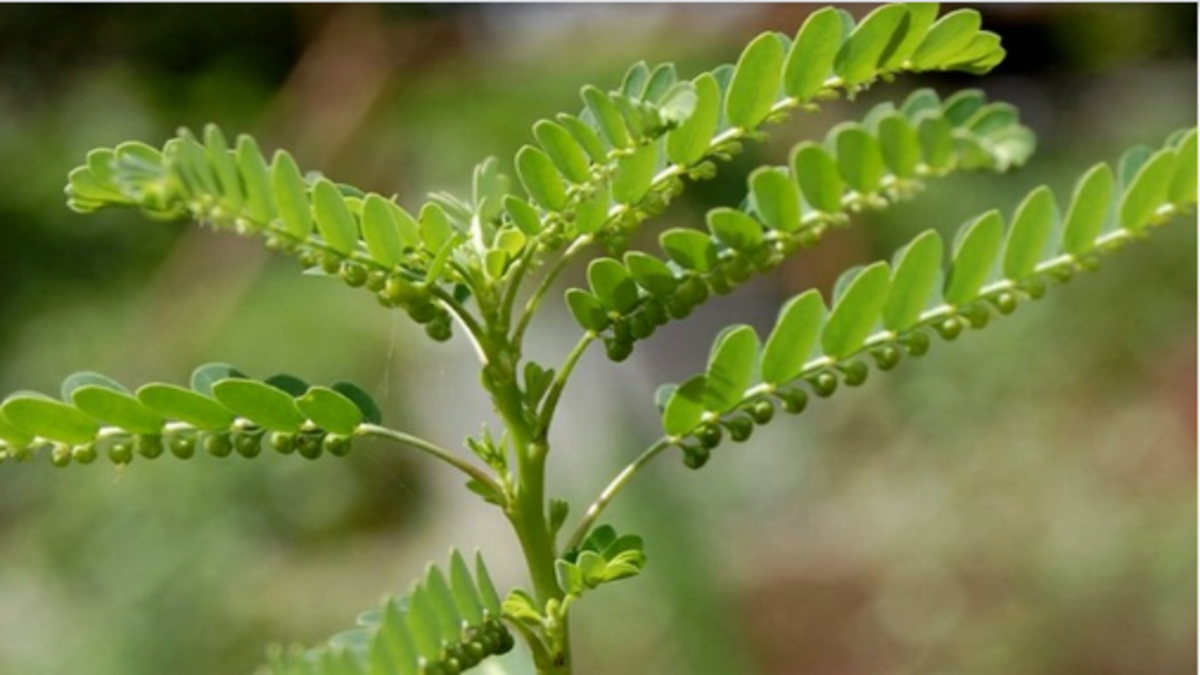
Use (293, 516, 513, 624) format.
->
(565, 437, 672, 551)
(535, 332, 595, 439)
(512, 235, 592, 347)
(356, 424, 501, 494)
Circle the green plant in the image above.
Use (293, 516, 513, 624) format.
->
(1, 3, 1194, 674)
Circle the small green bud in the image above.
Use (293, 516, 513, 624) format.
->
(109, 441, 134, 465)
(725, 255, 753, 283)
(271, 432, 297, 454)
(50, 443, 72, 468)
(169, 435, 196, 460)
(407, 301, 440, 325)
(72, 443, 98, 464)
(777, 388, 808, 414)
(604, 338, 633, 362)
(322, 434, 352, 457)
(935, 316, 964, 341)
(747, 399, 775, 425)
(642, 299, 668, 327)
(666, 296, 694, 320)
(297, 433, 324, 460)
(365, 270, 387, 292)
(871, 345, 901, 371)
(425, 316, 453, 342)
(233, 432, 262, 458)
(383, 274, 417, 306)
(903, 330, 931, 356)
(1047, 265, 1074, 284)
(961, 303, 990, 329)
(681, 444, 710, 470)
(204, 432, 233, 458)
(696, 423, 723, 449)
(839, 360, 869, 387)
(320, 252, 342, 275)
(1022, 277, 1048, 300)
(807, 371, 838, 398)
(990, 292, 1019, 315)
(135, 434, 164, 459)
(723, 417, 753, 443)
(298, 248, 321, 269)
(340, 261, 368, 287)
(709, 272, 734, 296)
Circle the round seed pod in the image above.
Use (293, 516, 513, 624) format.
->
(233, 431, 262, 459)
(496, 628, 515, 654)
(465, 641, 487, 663)
(135, 434, 164, 459)
(271, 431, 297, 454)
(298, 248, 321, 269)
(839, 360, 869, 387)
(204, 432, 233, 458)
(322, 434, 352, 457)
(604, 338, 633, 362)
(383, 275, 418, 306)
(747, 398, 775, 425)
(750, 245, 777, 271)
(1021, 277, 1048, 300)
(807, 371, 838, 398)
(108, 441, 134, 465)
(297, 433, 324, 460)
(169, 434, 196, 460)
(666, 296, 694, 320)
(630, 313, 656, 340)
(320, 252, 342, 275)
(777, 388, 808, 414)
(678, 276, 708, 306)
(960, 303, 990, 329)
(340, 261, 368, 287)
(695, 423, 723, 449)
(642, 299, 668, 327)
(1078, 255, 1101, 273)
(7, 445, 32, 462)
(365, 270, 387, 292)
(935, 316, 964, 341)
(1047, 265, 1074, 284)
(725, 255, 753, 284)
(50, 443, 72, 468)
(709, 272, 734, 296)
(72, 442, 98, 464)
(990, 292, 1018, 315)
(681, 444, 710, 470)
(408, 301, 441, 325)
(425, 316, 453, 342)
(871, 345, 901, 371)
(903, 330, 931, 357)
(723, 417, 753, 443)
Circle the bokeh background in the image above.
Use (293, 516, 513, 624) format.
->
(0, 4, 1195, 675)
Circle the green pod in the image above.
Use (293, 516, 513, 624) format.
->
(604, 338, 634, 363)
(134, 434, 164, 459)
(723, 416, 754, 443)
(807, 371, 838, 398)
(989, 291, 1018, 315)
(776, 388, 808, 415)
(746, 398, 775, 425)
(322, 434, 352, 457)
(270, 431, 297, 454)
(838, 360, 869, 387)
(408, 301, 442, 325)
(935, 316, 964, 341)
(681, 444, 711, 470)
(666, 295, 694, 320)
(108, 441, 134, 465)
(233, 431, 263, 458)
(50, 443, 72, 468)
(960, 303, 991, 329)
(72, 442, 98, 464)
(204, 432, 233, 458)
(340, 261, 368, 288)
(870, 344, 902, 371)
(902, 330, 931, 357)
(425, 316, 453, 342)
(169, 434, 197, 460)
(695, 422, 723, 449)
(297, 433, 324, 460)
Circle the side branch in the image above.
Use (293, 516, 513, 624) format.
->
(357, 423, 501, 494)
(565, 437, 672, 550)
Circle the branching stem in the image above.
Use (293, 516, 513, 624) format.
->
(356, 424, 501, 494)
(565, 437, 672, 551)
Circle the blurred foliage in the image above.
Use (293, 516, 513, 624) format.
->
(0, 4, 1194, 675)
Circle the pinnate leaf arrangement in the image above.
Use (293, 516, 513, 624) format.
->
(3, 4, 1194, 675)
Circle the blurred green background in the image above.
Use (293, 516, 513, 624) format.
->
(0, 4, 1194, 675)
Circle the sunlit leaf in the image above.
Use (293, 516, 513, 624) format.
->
(1120, 148, 1177, 232)
(784, 7, 844, 101)
(750, 167, 802, 232)
(212, 379, 305, 432)
(1003, 186, 1057, 280)
(792, 143, 843, 213)
(760, 290, 825, 386)
(725, 32, 785, 129)
(884, 230, 943, 332)
(821, 262, 891, 359)
(945, 210, 1003, 306)
(311, 178, 361, 256)
(703, 325, 760, 413)
(1060, 164, 1115, 257)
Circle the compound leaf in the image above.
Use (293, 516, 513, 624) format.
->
(784, 7, 844, 101)
(136, 383, 235, 430)
(311, 178, 361, 256)
(821, 262, 891, 359)
(726, 32, 785, 129)
(662, 375, 708, 438)
(1060, 163, 1115, 257)
(1003, 185, 1057, 280)
(912, 9, 982, 70)
(271, 150, 313, 239)
(212, 379, 305, 432)
(1120, 148, 1177, 232)
(884, 229, 943, 332)
(703, 325, 760, 413)
(2, 394, 99, 445)
(835, 4, 908, 88)
(945, 209, 1003, 306)
(71, 385, 166, 435)
(792, 143, 843, 214)
(297, 386, 363, 435)
(750, 167, 802, 232)
(760, 290, 825, 386)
